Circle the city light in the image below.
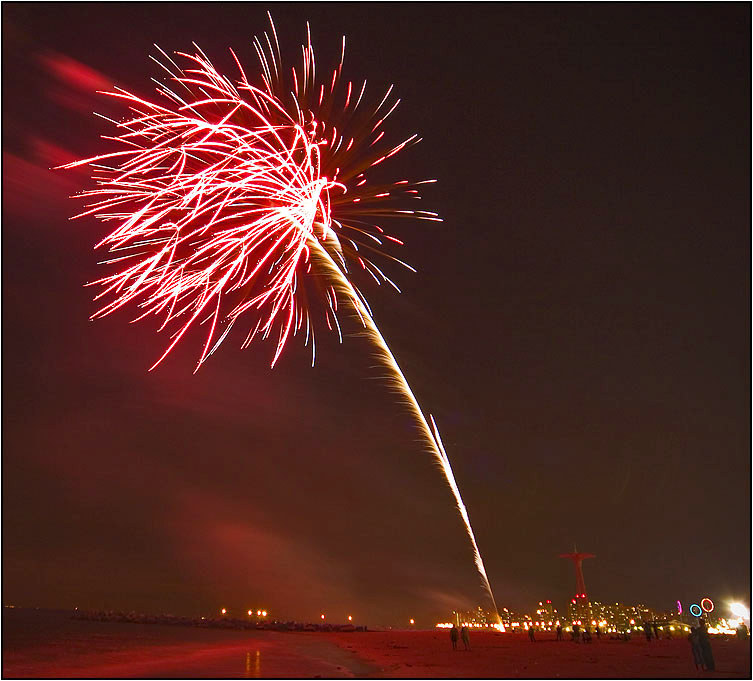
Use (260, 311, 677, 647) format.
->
(248, 610, 252, 616)
(257, 610, 262, 616)
(221, 608, 227, 615)
(730, 602, 749, 620)
(709, 623, 738, 635)
(410, 619, 415, 625)
(700, 598, 714, 613)
(262, 611, 267, 617)
(321, 614, 325, 620)
(436, 600, 695, 637)
(348, 615, 353, 621)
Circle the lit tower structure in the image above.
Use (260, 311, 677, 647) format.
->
(560, 548, 595, 625)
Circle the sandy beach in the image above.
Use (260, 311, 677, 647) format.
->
(326, 630, 751, 678)
(3, 611, 750, 678)
(2, 610, 374, 678)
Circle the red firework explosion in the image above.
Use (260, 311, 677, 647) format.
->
(62, 15, 439, 370)
(62, 17, 501, 616)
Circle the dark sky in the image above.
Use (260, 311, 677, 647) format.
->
(3, 3, 750, 626)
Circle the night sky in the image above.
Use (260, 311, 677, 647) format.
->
(3, 4, 750, 626)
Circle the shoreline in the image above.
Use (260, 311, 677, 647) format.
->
(4, 627, 380, 679)
(3, 610, 750, 678)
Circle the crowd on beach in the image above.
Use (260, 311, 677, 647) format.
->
(447, 616, 749, 671)
(71, 610, 366, 633)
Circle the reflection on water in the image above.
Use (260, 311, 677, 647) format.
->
(244, 649, 261, 678)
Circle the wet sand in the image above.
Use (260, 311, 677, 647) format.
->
(3, 611, 376, 678)
(3, 611, 750, 678)
(4, 628, 378, 678)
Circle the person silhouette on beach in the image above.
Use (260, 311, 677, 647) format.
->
(652, 623, 660, 641)
(527, 626, 535, 642)
(556, 624, 563, 641)
(450, 624, 459, 650)
(688, 627, 704, 670)
(461, 625, 471, 650)
(696, 619, 715, 671)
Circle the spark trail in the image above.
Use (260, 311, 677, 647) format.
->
(308, 235, 500, 621)
(62, 15, 499, 619)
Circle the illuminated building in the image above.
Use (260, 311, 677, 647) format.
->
(442, 600, 684, 635)
(585, 601, 656, 631)
(567, 596, 593, 626)
(443, 606, 508, 630)
(452, 605, 498, 627)
(535, 600, 558, 630)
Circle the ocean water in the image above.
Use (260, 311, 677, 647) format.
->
(2, 608, 376, 678)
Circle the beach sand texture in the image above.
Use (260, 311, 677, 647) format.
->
(328, 630, 751, 678)
(3, 611, 750, 678)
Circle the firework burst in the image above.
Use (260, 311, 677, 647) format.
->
(62, 18, 436, 370)
(63, 15, 499, 618)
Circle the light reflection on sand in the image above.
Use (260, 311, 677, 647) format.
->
(3, 609, 374, 678)
(244, 649, 262, 678)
